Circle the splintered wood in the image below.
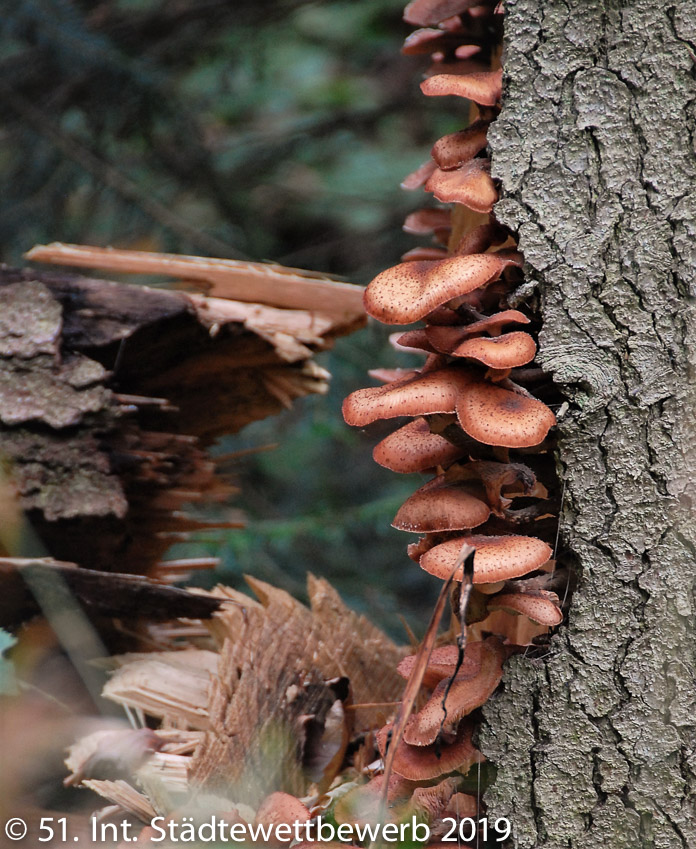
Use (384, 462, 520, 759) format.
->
(0, 255, 364, 584)
(79, 577, 405, 810)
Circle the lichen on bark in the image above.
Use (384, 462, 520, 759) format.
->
(480, 0, 696, 846)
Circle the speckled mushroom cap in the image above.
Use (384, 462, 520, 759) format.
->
(488, 590, 563, 625)
(392, 474, 491, 532)
(343, 366, 473, 427)
(376, 719, 481, 781)
(420, 70, 503, 106)
(363, 253, 507, 324)
(440, 331, 537, 368)
(390, 329, 435, 354)
(254, 792, 310, 830)
(402, 637, 505, 745)
(456, 380, 556, 447)
(397, 644, 461, 688)
(373, 417, 464, 473)
(431, 122, 490, 170)
(420, 533, 553, 583)
(425, 160, 498, 214)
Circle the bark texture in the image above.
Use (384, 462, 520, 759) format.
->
(481, 1, 696, 847)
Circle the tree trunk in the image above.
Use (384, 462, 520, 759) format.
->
(480, 1, 696, 846)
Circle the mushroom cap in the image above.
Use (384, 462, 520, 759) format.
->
(397, 644, 461, 688)
(420, 534, 553, 583)
(404, 0, 481, 26)
(425, 160, 497, 214)
(431, 122, 490, 170)
(376, 719, 481, 781)
(401, 246, 450, 262)
(254, 792, 310, 845)
(439, 331, 537, 368)
(488, 590, 563, 626)
(421, 70, 503, 106)
(401, 28, 466, 56)
(364, 253, 506, 325)
(451, 222, 507, 256)
(401, 159, 437, 190)
(403, 207, 452, 235)
(343, 367, 473, 427)
(390, 329, 435, 354)
(426, 310, 530, 345)
(456, 380, 556, 447)
(392, 474, 491, 532)
(403, 637, 505, 745)
(373, 417, 465, 473)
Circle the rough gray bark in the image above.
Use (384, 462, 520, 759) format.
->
(481, 1, 696, 847)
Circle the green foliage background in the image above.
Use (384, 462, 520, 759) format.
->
(0, 0, 466, 636)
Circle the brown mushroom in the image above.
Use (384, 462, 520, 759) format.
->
(420, 534, 553, 583)
(420, 70, 503, 106)
(441, 331, 537, 368)
(403, 207, 452, 235)
(376, 719, 482, 781)
(451, 222, 507, 256)
(402, 246, 450, 262)
(390, 329, 435, 355)
(363, 253, 507, 324)
(343, 367, 474, 427)
(392, 474, 491, 532)
(254, 792, 310, 847)
(397, 644, 461, 688)
(425, 160, 497, 214)
(373, 417, 465, 473)
(431, 122, 490, 170)
(401, 159, 438, 190)
(402, 637, 505, 745)
(411, 777, 464, 818)
(403, 0, 482, 26)
(456, 380, 556, 447)
(426, 311, 530, 347)
(488, 589, 563, 626)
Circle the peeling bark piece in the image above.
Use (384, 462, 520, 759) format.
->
(363, 254, 507, 325)
(373, 417, 465, 473)
(420, 534, 552, 583)
(421, 70, 503, 106)
(456, 381, 556, 447)
(0, 280, 62, 357)
(343, 366, 474, 426)
(392, 474, 491, 532)
(431, 122, 490, 170)
(404, 0, 481, 26)
(440, 331, 537, 368)
(488, 590, 563, 626)
(426, 160, 498, 214)
(403, 637, 505, 745)
(377, 719, 481, 780)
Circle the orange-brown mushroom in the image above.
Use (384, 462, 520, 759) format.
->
(373, 417, 465, 473)
(431, 122, 490, 171)
(403, 0, 482, 26)
(403, 207, 452, 235)
(363, 253, 507, 324)
(254, 792, 310, 847)
(343, 367, 474, 427)
(401, 159, 437, 190)
(391, 329, 436, 354)
(392, 474, 491, 532)
(402, 246, 450, 262)
(421, 70, 503, 106)
(397, 644, 460, 688)
(441, 331, 537, 368)
(456, 380, 556, 447)
(377, 719, 482, 781)
(420, 534, 553, 583)
(402, 637, 504, 745)
(488, 589, 563, 626)
(426, 311, 530, 347)
(425, 160, 497, 214)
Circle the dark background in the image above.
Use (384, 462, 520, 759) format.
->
(0, 0, 468, 637)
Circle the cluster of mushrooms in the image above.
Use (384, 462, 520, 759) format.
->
(343, 0, 562, 799)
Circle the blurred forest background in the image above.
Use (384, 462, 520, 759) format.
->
(0, 0, 468, 637)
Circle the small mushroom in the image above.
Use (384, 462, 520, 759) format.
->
(425, 160, 497, 214)
(403, 637, 505, 745)
(397, 644, 461, 688)
(391, 329, 436, 354)
(373, 417, 465, 473)
(363, 253, 507, 325)
(456, 380, 556, 448)
(376, 719, 482, 781)
(451, 222, 507, 256)
(426, 311, 530, 347)
(343, 366, 474, 427)
(431, 122, 490, 170)
(410, 777, 463, 819)
(403, 207, 452, 235)
(402, 246, 450, 262)
(420, 70, 503, 106)
(436, 331, 537, 368)
(420, 533, 553, 583)
(401, 159, 438, 190)
(392, 474, 491, 532)
(254, 792, 310, 847)
(404, 0, 482, 26)
(488, 589, 563, 626)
